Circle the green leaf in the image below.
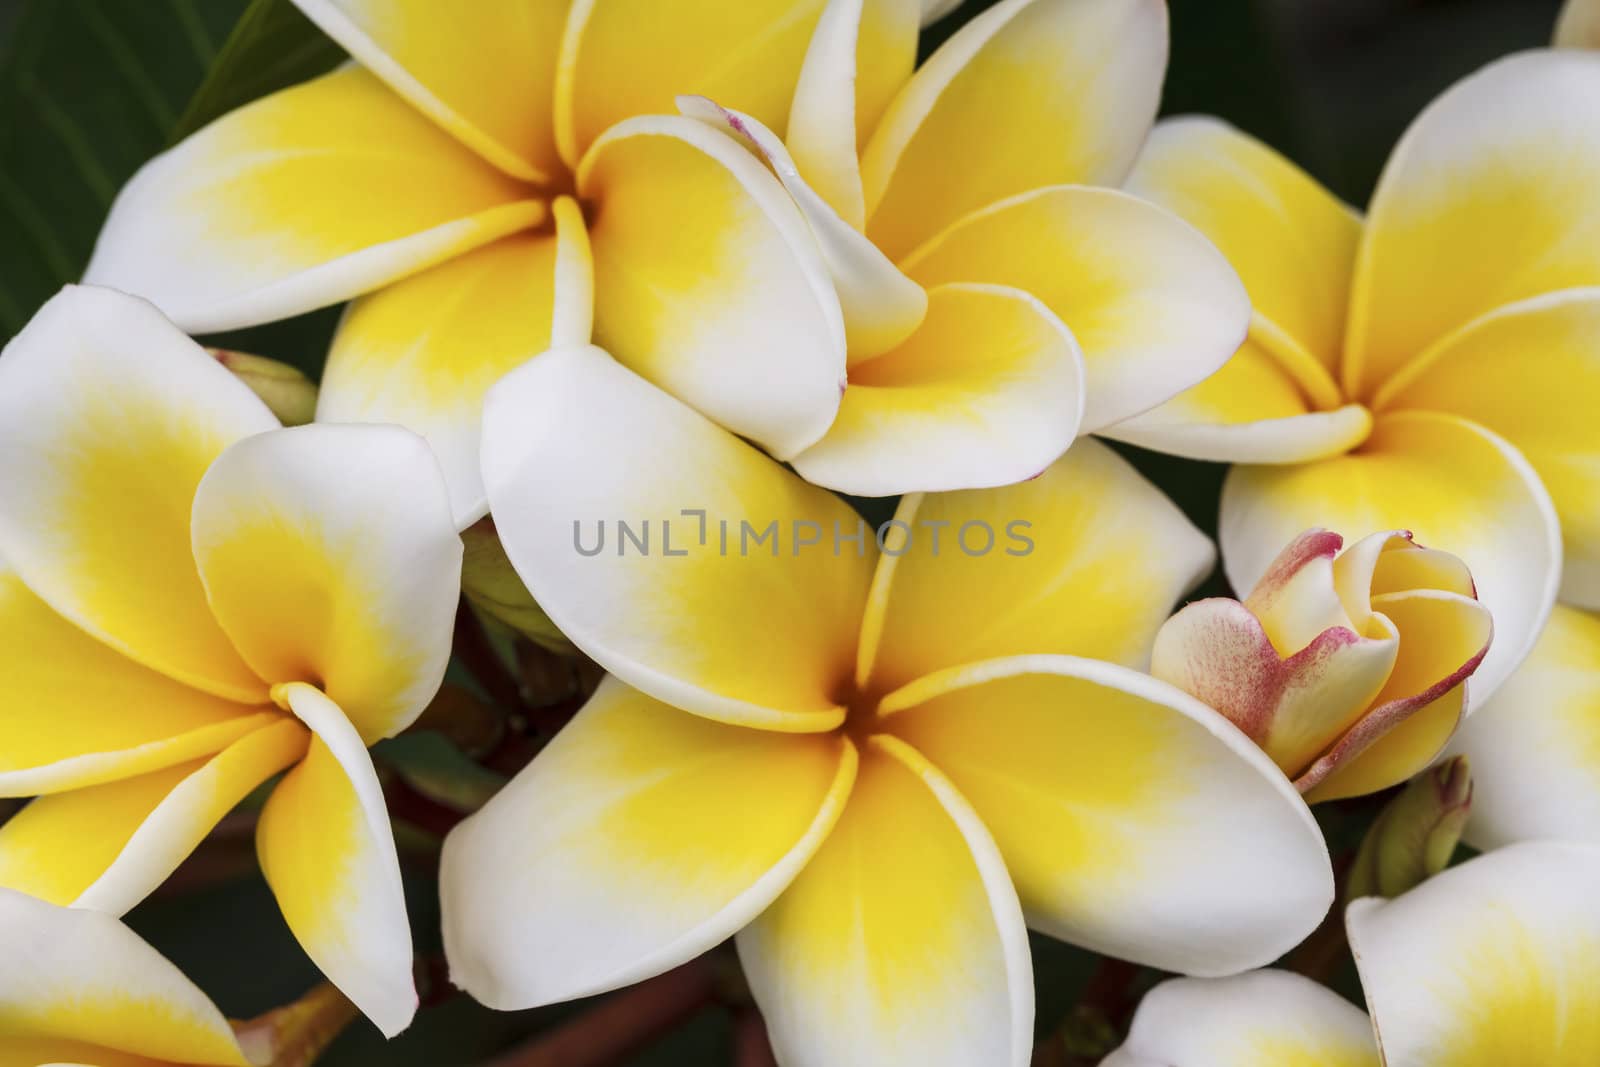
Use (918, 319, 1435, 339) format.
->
(167, 0, 343, 144)
(0, 0, 247, 337)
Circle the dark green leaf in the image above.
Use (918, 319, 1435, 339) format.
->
(167, 0, 343, 145)
(0, 0, 245, 336)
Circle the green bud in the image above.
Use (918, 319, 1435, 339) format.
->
(209, 348, 317, 426)
(1347, 755, 1473, 899)
(460, 518, 574, 654)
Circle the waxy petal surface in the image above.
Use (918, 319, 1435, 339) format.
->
(791, 283, 1084, 496)
(1344, 51, 1600, 398)
(0, 719, 307, 915)
(0, 287, 274, 703)
(737, 735, 1033, 1067)
(85, 66, 541, 332)
(483, 346, 873, 731)
(0, 888, 250, 1066)
(442, 678, 856, 1009)
(862, 0, 1167, 259)
(259, 683, 416, 1037)
(903, 185, 1250, 431)
(192, 425, 462, 744)
(1347, 841, 1600, 1066)
(858, 438, 1213, 694)
(290, 0, 568, 180)
(882, 656, 1333, 975)
(579, 115, 846, 459)
(317, 202, 593, 525)
(1101, 970, 1378, 1067)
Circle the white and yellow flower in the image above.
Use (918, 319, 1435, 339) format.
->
(87, 0, 1251, 511)
(440, 344, 1333, 1067)
(0, 285, 464, 1036)
(0, 887, 258, 1066)
(1102, 841, 1600, 1067)
(684, 0, 1250, 495)
(1152, 528, 1491, 800)
(1106, 50, 1600, 705)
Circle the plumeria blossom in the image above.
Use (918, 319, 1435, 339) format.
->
(0, 887, 261, 1066)
(0, 286, 463, 1036)
(440, 344, 1333, 1067)
(681, 0, 1250, 495)
(82, 0, 978, 523)
(1101, 841, 1600, 1067)
(1152, 528, 1490, 801)
(85, 0, 1249, 509)
(1105, 50, 1600, 706)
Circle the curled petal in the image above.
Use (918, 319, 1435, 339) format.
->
(790, 283, 1084, 496)
(578, 114, 846, 459)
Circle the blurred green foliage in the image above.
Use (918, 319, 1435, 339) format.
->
(0, 0, 1566, 1062)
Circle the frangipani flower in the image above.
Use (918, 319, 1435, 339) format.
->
(0, 286, 463, 1036)
(0, 887, 257, 1066)
(441, 344, 1333, 1067)
(1152, 528, 1491, 800)
(682, 0, 1250, 495)
(1101, 841, 1600, 1067)
(83, 0, 975, 523)
(1105, 50, 1600, 705)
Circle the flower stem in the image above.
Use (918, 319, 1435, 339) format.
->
(233, 983, 358, 1067)
(489, 957, 723, 1067)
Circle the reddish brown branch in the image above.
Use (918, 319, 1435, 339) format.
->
(489, 957, 723, 1067)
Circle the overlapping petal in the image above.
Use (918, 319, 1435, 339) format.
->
(442, 678, 856, 1010)
(1344, 50, 1600, 398)
(0, 719, 307, 915)
(902, 185, 1249, 430)
(786, 0, 921, 226)
(1101, 971, 1379, 1067)
(862, 0, 1168, 259)
(678, 96, 926, 361)
(317, 201, 593, 524)
(0, 888, 250, 1067)
(737, 734, 1033, 1067)
(1123, 117, 1361, 381)
(1221, 412, 1559, 702)
(857, 438, 1213, 694)
(84, 66, 542, 332)
(290, 0, 568, 180)
(0, 565, 274, 797)
(191, 425, 462, 744)
(1347, 841, 1600, 1066)
(790, 283, 1085, 496)
(1375, 290, 1600, 606)
(482, 345, 874, 731)
(578, 115, 846, 458)
(258, 683, 416, 1037)
(882, 656, 1332, 975)
(1450, 604, 1600, 848)
(0, 286, 274, 703)
(555, 0, 828, 166)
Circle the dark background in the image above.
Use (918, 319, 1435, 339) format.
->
(0, 0, 1566, 1063)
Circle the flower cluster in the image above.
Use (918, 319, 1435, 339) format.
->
(3, 0, 1600, 1064)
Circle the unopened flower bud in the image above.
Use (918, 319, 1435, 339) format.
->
(209, 348, 317, 426)
(1152, 528, 1491, 801)
(1347, 755, 1474, 899)
(460, 518, 573, 654)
